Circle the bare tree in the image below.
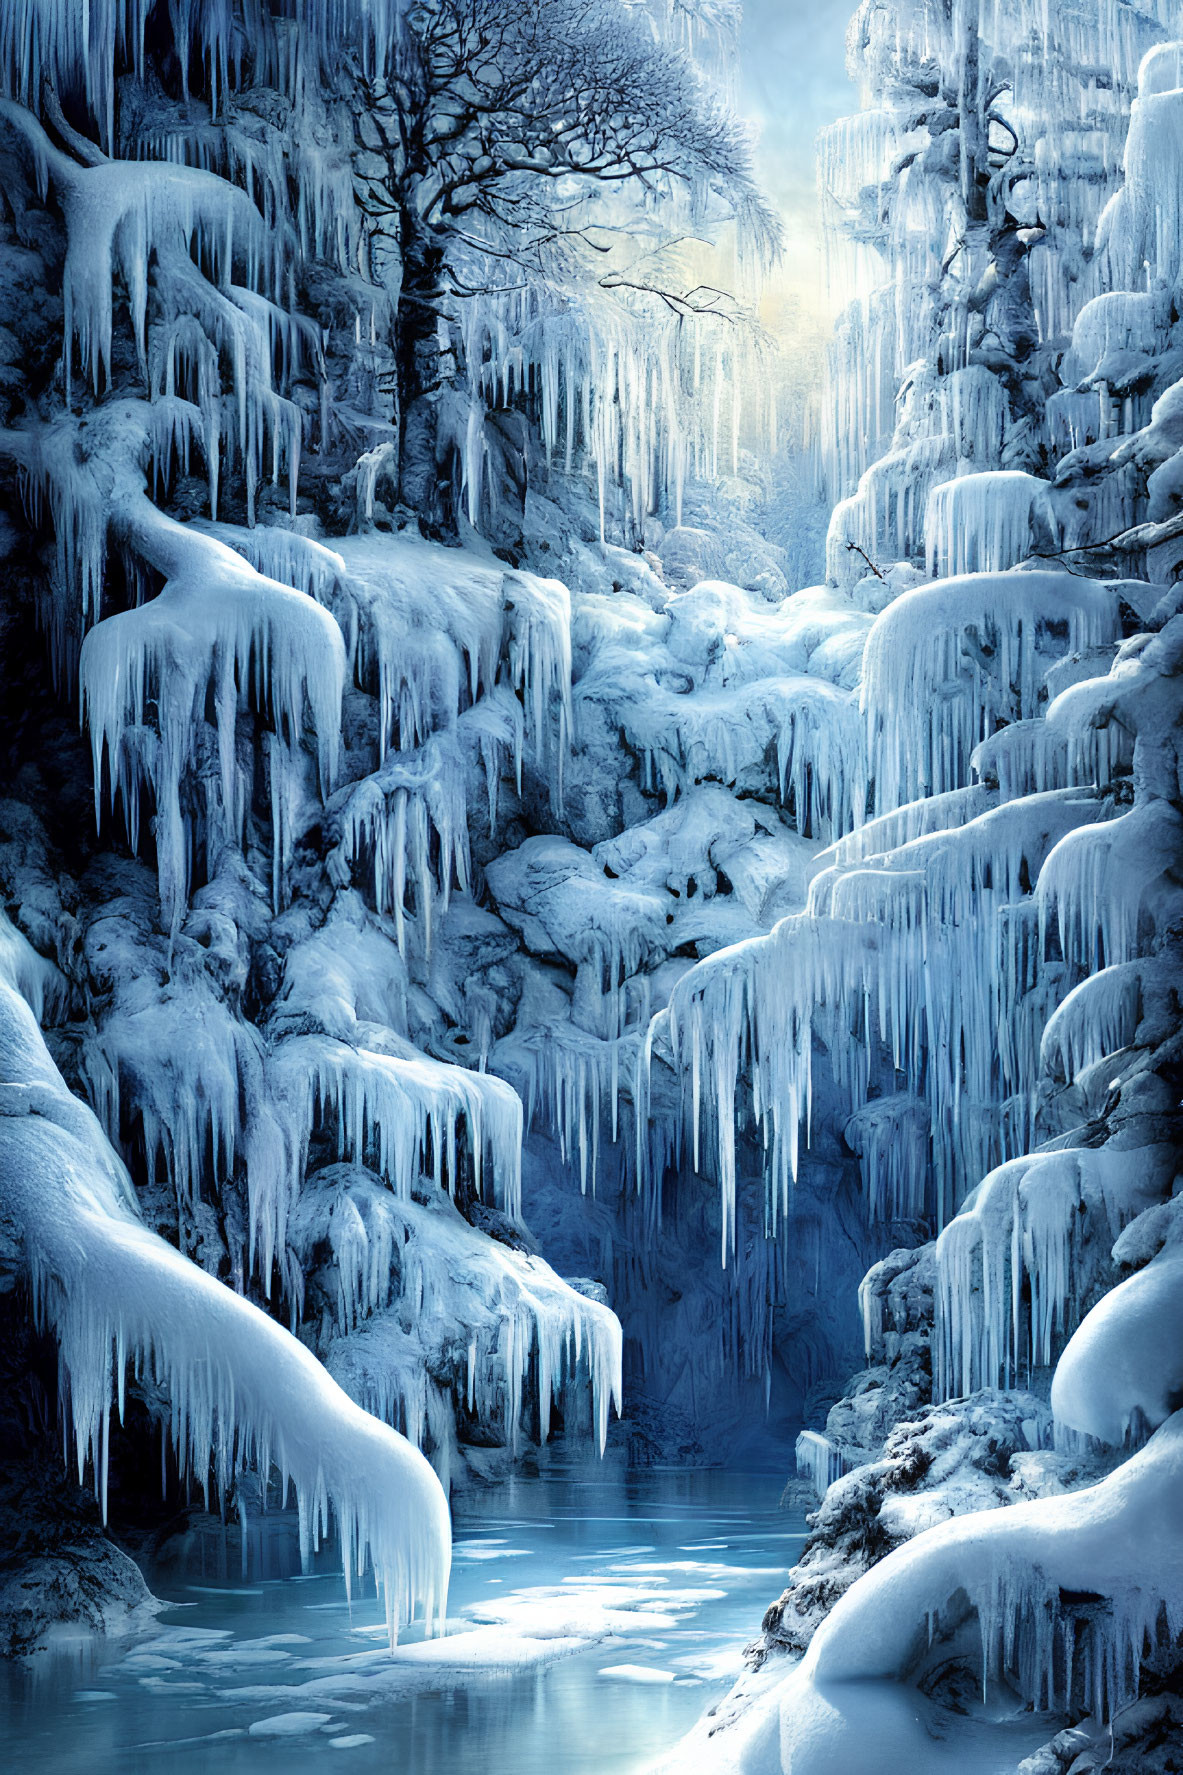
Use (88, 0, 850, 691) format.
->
(358, 0, 780, 505)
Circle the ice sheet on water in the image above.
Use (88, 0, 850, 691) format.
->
(131, 1628, 232, 1654)
(599, 1664, 677, 1683)
(198, 1648, 294, 1667)
(453, 1547, 532, 1562)
(387, 1626, 587, 1668)
(247, 1712, 333, 1736)
(608, 1561, 782, 1582)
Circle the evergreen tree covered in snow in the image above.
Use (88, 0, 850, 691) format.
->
(658, 2, 1183, 1768)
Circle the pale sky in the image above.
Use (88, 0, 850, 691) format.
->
(737, 0, 856, 325)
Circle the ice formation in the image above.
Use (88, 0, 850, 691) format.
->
(650, 0, 1183, 1768)
(778, 1413, 1183, 1741)
(0, 0, 764, 1648)
(0, 0, 1181, 1762)
(0, 914, 451, 1640)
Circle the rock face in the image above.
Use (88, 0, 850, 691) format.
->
(761, 1389, 1063, 1658)
(0, 1545, 157, 1658)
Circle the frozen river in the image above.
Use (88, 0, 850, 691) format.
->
(0, 1464, 804, 1774)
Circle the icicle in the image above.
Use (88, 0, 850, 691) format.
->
(0, 953, 450, 1647)
(795, 1429, 847, 1498)
(862, 571, 1119, 813)
(273, 1032, 524, 1225)
(80, 467, 345, 930)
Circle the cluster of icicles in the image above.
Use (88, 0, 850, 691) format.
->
(454, 291, 780, 542)
(0, 40, 627, 1638)
(651, 13, 1183, 1287)
(651, 560, 1132, 1264)
(0, 916, 452, 1642)
(0, 0, 404, 154)
(749, 12, 1183, 1752)
(62, 440, 619, 1476)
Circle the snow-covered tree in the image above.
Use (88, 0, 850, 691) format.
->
(657, 4, 1183, 1768)
(366, 0, 781, 530)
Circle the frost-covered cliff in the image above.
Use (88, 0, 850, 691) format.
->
(0, 0, 831, 1658)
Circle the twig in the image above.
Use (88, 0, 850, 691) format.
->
(1031, 511, 1181, 562)
(846, 541, 885, 581)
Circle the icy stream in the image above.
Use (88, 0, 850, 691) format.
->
(0, 1466, 806, 1774)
